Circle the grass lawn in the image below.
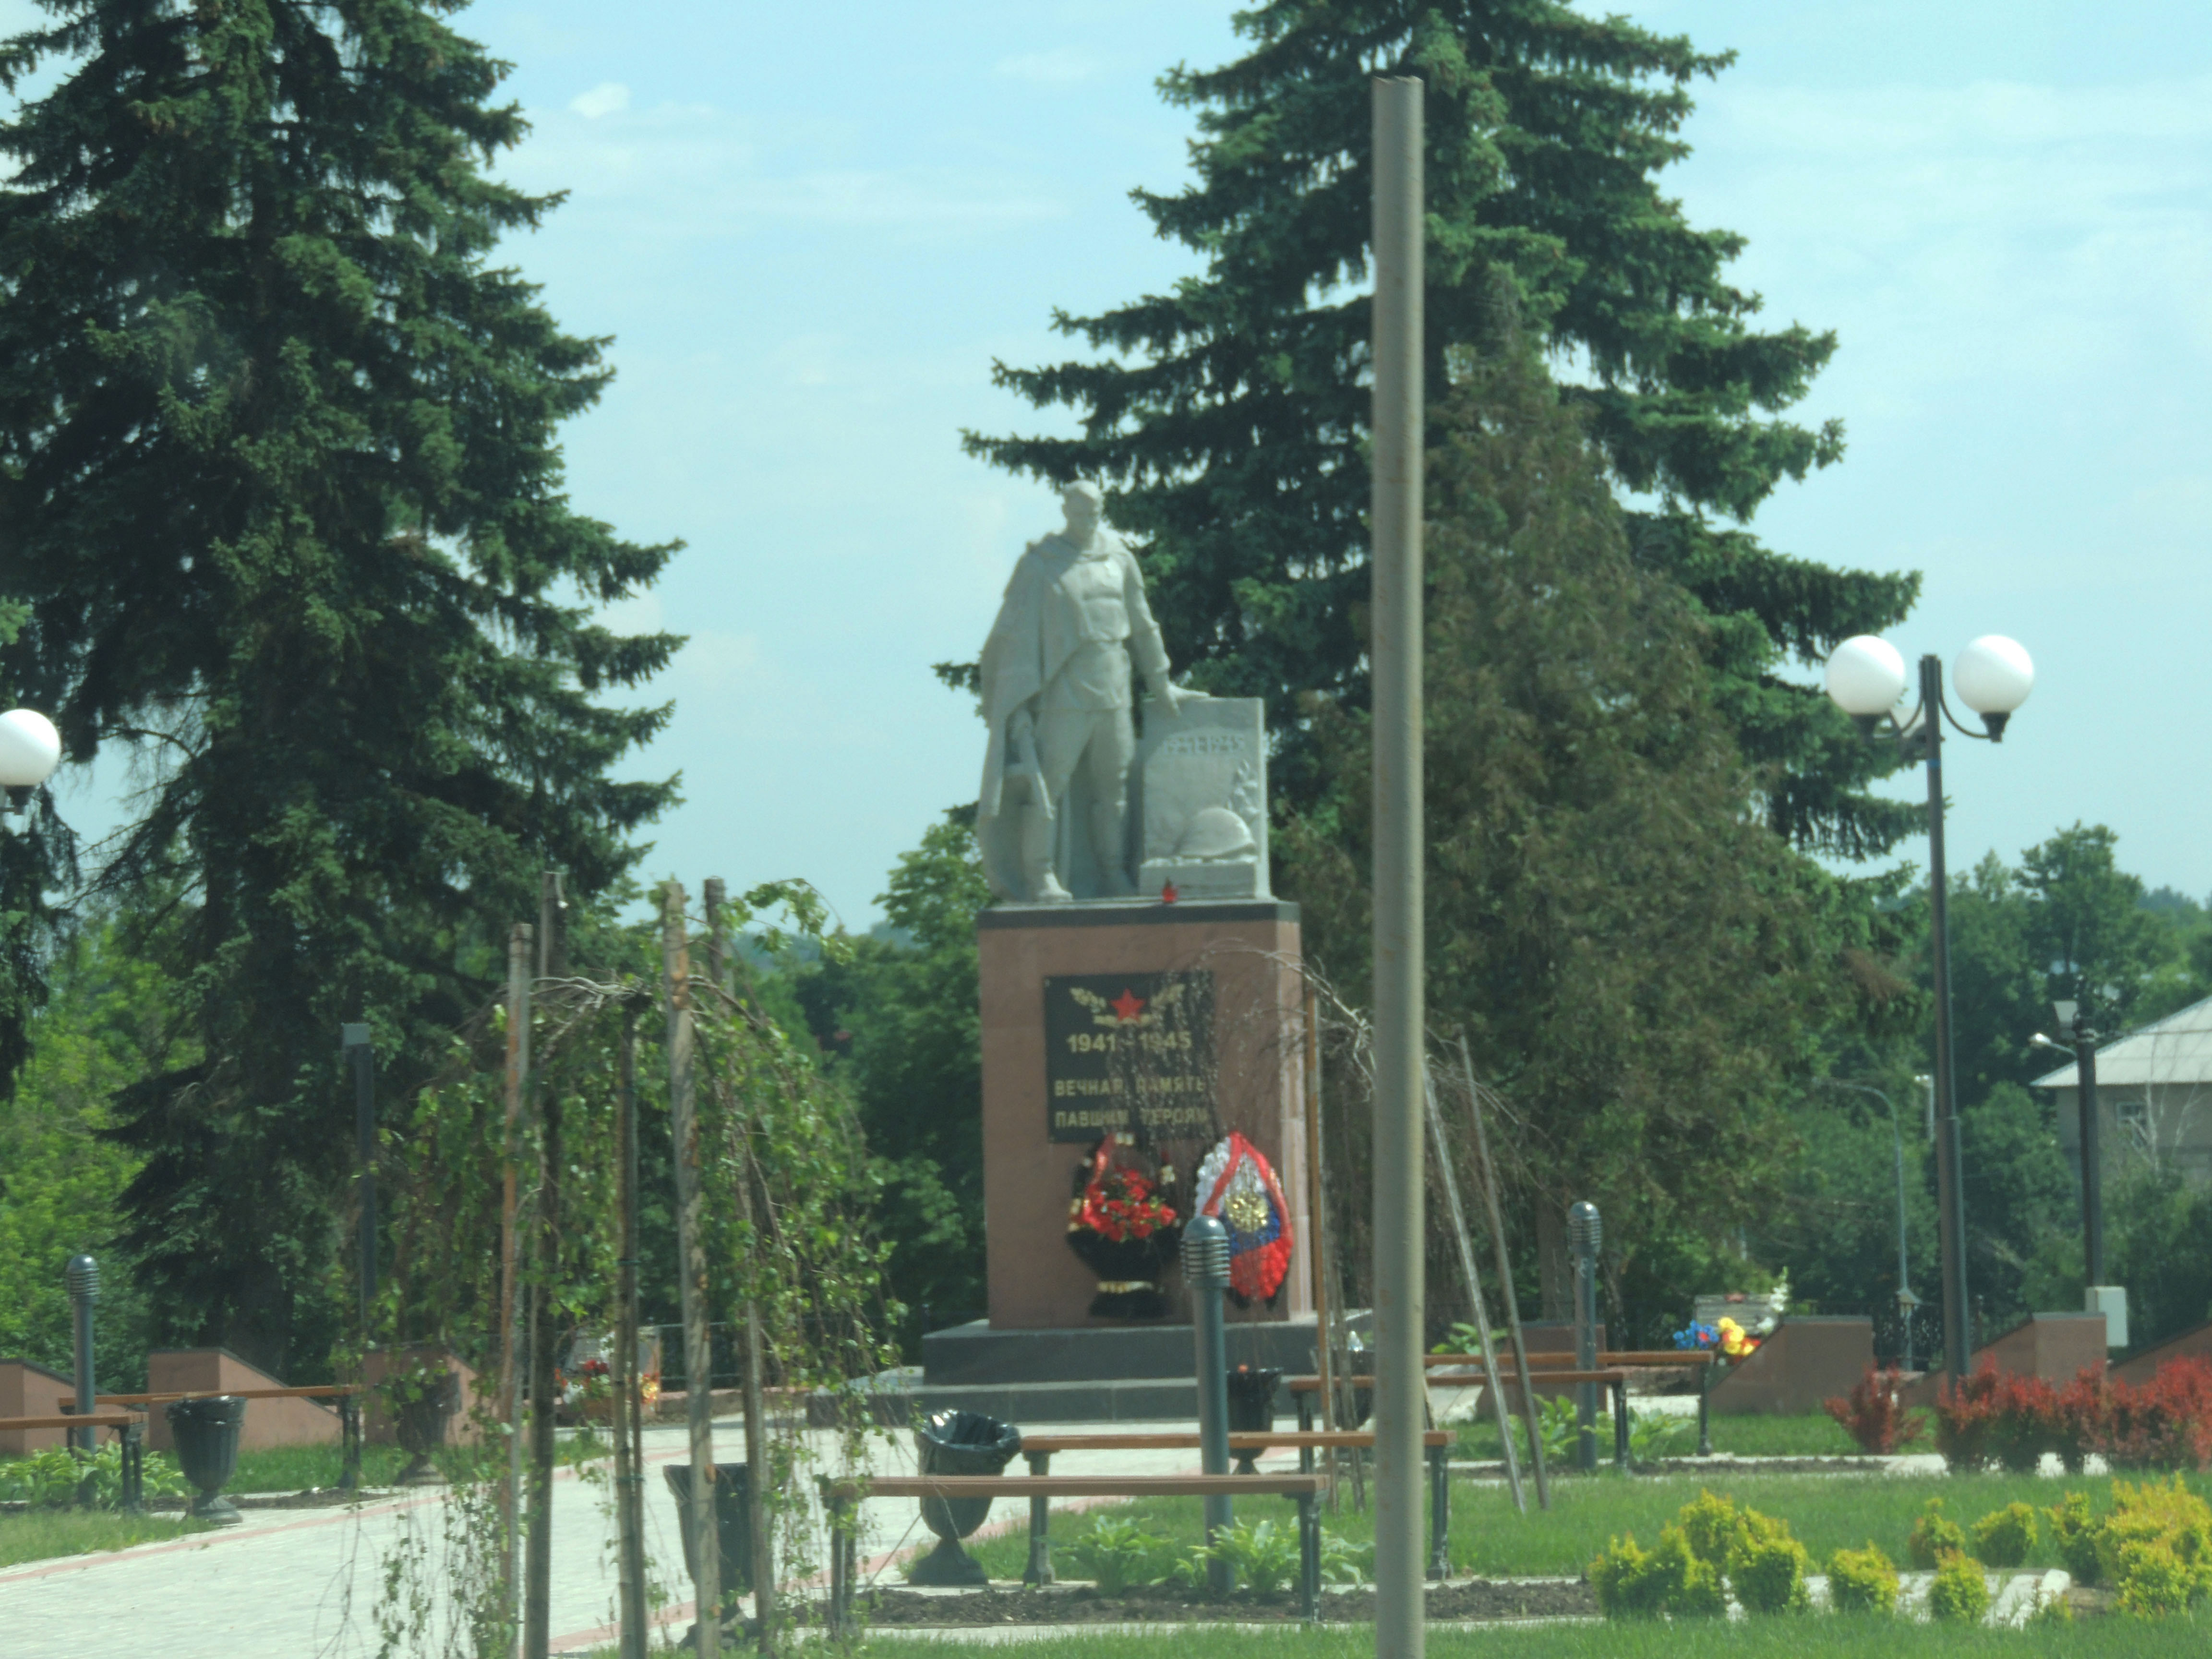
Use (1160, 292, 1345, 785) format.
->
(1453, 1409, 1919, 1461)
(953, 1469, 2212, 1582)
(0, 1508, 210, 1568)
(835, 1622, 2200, 1656)
(228, 1442, 413, 1492)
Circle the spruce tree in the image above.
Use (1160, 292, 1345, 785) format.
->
(0, 1, 677, 1371)
(966, 0, 1918, 857)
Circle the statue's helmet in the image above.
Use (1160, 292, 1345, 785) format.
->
(1175, 806, 1257, 861)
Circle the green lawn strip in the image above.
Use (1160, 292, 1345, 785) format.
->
(949, 1472, 2212, 1583)
(1453, 1410, 1898, 1461)
(840, 1619, 2202, 1656)
(0, 1508, 211, 1568)
(227, 1442, 413, 1493)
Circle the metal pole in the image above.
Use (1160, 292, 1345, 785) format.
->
(65, 1255, 96, 1455)
(662, 882, 721, 1659)
(706, 877, 775, 1649)
(2075, 1020, 2104, 1287)
(1458, 1040, 1549, 1509)
(1183, 1214, 1235, 1595)
(1569, 1203, 1599, 1472)
(525, 876, 565, 1659)
(1370, 72, 1426, 1659)
(1921, 653, 1972, 1384)
(1303, 987, 1335, 1438)
(503, 922, 533, 1645)
(614, 1006, 648, 1659)
(343, 1025, 377, 1332)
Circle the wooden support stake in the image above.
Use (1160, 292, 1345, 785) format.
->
(501, 921, 533, 1632)
(1422, 1067, 1523, 1514)
(525, 873, 565, 1657)
(1459, 1038, 1549, 1510)
(663, 883, 721, 1659)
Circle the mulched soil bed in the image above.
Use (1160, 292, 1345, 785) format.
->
(854, 1578, 1594, 1627)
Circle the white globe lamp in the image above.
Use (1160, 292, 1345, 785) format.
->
(1952, 636, 2034, 739)
(0, 708, 61, 812)
(1824, 635, 1909, 730)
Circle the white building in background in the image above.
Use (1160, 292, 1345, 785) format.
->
(2032, 994, 2212, 1188)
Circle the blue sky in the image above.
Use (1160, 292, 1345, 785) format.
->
(25, 2, 2212, 924)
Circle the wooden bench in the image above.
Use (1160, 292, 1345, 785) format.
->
(818, 1472, 1334, 1625)
(0, 1411, 150, 1507)
(1293, 1370, 1637, 1470)
(1015, 1430, 1453, 1582)
(94, 1384, 363, 1405)
(1429, 1348, 1720, 1456)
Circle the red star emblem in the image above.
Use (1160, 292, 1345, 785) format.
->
(1110, 988, 1147, 1023)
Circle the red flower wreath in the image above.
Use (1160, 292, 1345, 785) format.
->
(1071, 1134, 1179, 1242)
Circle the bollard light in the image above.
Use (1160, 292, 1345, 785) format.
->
(1181, 1214, 1234, 1592)
(66, 1253, 98, 1454)
(1568, 1203, 1600, 1472)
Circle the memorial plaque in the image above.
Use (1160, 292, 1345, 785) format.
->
(1043, 971, 1214, 1142)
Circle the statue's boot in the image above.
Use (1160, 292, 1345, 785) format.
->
(1091, 802, 1135, 897)
(1022, 804, 1072, 903)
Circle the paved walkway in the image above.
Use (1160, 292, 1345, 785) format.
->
(0, 1417, 1237, 1658)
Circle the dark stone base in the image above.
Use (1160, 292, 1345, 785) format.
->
(922, 1316, 1328, 1388)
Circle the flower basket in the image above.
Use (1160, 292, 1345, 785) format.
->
(1065, 1134, 1182, 1320)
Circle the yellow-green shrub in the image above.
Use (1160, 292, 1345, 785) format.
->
(1730, 1528, 1811, 1614)
(1971, 1502, 2038, 1567)
(2044, 1491, 2100, 1584)
(2095, 1477, 2212, 1616)
(1676, 1489, 1746, 1567)
(1588, 1525, 1725, 1619)
(1907, 1497, 1968, 1569)
(1827, 1543, 1899, 1614)
(1927, 1551, 1990, 1624)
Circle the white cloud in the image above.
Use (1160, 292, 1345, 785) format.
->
(994, 48, 1101, 84)
(568, 82, 632, 120)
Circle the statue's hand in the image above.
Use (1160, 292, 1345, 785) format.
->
(1150, 679, 1184, 716)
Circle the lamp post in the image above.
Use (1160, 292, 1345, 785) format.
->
(0, 708, 61, 813)
(2032, 1003, 2125, 1346)
(1824, 634, 2034, 1386)
(1815, 1079, 1913, 1368)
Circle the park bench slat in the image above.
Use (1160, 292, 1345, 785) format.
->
(1019, 1430, 1448, 1452)
(94, 1384, 362, 1404)
(829, 1473, 1328, 1499)
(0, 1412, 143, 1431)
(1428, 1350, 1710, 1369)
(1291, 1370, 1625, 1389)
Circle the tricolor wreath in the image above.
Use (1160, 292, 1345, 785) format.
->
(1193, 1131, 1295, 1307)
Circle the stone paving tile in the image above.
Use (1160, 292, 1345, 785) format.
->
(0, 1417, 1234, 1657)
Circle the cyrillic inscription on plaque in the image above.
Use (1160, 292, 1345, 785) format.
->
(1043, 971, 1214, 1142)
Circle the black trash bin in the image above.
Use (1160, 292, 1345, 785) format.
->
(662, 1461, 753, 1611)
(1225, 1366, 1283, 1474)
(165, 1396, 247, 1525)
(911, 1409, 1021, 1585)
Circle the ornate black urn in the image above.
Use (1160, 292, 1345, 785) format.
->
(1224, 1365, 1283, 1474)
(164, 1395, 246, 1525)
(392, 1364, 460, 1485)
(663, 1460, 752, 1642)
(911, 1409, 1022, 1585)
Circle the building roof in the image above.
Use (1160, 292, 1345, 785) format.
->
(2031, 994, 2212, 1090)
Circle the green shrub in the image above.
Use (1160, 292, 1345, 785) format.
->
(2094, 1477, 2212, 1615)
(1827, 1542, 1899, 1614)
(0, 1444, 187, 1510)
(1926, 1551, 1990, 1624)
(1729, 1530, 1811, 1615)
(1971, 1501, 2038, 1567)
(1907, 1497, 1968, 1569)
(1588, 1525, 1725, 1619)
(1065, 1516, 1174, 1595)
(1676, 1488, 1747, 1567)
(1183, 1519, 1300, 1599)
(2044, 1491, 2100, 1583)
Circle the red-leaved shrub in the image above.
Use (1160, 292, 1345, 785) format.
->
(1932, 1362, 2060, 1472)
(2097, 1357, 2212, 1471)
(1823, 1364, 1926, 1455)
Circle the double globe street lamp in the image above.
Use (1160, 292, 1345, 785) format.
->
(0, 706, 61, 813)
(1825, 633, 2035, 1386)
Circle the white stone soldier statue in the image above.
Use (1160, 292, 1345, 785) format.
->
(975, 482, 1182, 902)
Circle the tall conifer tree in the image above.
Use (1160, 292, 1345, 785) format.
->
(0, 0, 677, 1370)
(967, 1, 1918, 856)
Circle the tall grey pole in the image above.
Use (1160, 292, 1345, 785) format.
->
(2072, 1015, 2104, 1287)
(662, 882, 721, 1659)
(1370, 72, 1426, 1658)
(342, 1025, 376, 1332)
(1920, 653, 1971, 1384)
(66, 1255, 97, 1454)
(1182, 1214, 1234, 1595)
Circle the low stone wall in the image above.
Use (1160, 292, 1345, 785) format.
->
(144, 1349, 340, 1453)
(1902, 1313, 2109, 1407)
(1707, 1317, 1873, 1417)
(2113, 1319, 2212, 1386)
(0, 1356, 73, 1455)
